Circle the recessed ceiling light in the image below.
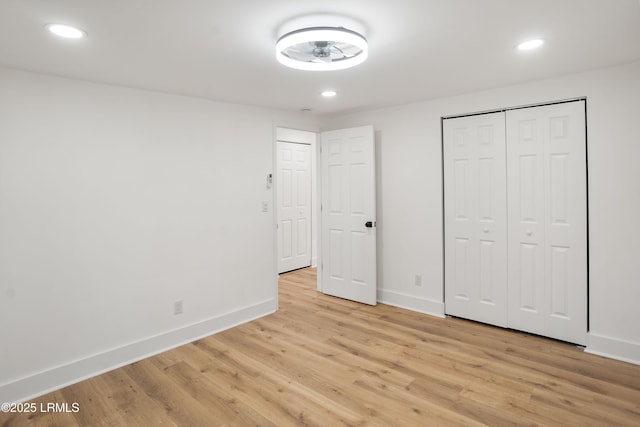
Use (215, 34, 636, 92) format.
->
(276, 26, 368, 71)
(517, 39, 544, 51)
(46, 24, 86, 39)
(321, 90, 337, 97)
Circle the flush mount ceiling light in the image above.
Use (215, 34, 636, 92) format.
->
(46, 24, 86, 39)
(517, 39, 544, 51)
(321, 90, 337, 97)
(276, 26, 368, 71)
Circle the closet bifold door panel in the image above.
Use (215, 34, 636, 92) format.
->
(506, 101, 587, 345)
(443, 112, 508, 327)
(444, 100, 587, 345)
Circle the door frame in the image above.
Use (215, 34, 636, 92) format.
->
(274, 127, 319, 276)
(273, 126, 377, 298)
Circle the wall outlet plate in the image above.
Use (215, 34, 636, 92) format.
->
(174, 300, 183, 315)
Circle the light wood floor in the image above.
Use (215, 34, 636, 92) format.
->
(2, 268, 639, 426)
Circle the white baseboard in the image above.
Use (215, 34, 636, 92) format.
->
(0, 298, 277, 404)
(585, 332, 640, 365)
(378, 289, 445, 318)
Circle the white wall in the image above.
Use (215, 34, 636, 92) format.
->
(0, 67, 318, 403)
(322, 60, 640, 364)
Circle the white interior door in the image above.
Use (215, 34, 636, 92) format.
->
(506, 101, 587, 345)
(444, 112, 508, 326)
(277, 141, 311, 273)
(320, 126, 377, 305)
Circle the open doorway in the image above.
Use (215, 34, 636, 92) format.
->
(275, 125, 377, 305)
(275, 128, 318, 274)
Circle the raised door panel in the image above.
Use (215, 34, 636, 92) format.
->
(296, 219, 307, 256)
(453, 237, 471, 300)
(328, 229, 344, 280)
(444, 112, 507, 327)
(506, 101, 587, 345)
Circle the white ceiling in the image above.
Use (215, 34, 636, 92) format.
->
(1, 0, 639, 115)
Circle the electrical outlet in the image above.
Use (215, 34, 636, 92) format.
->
(262, 201, 269, 212)
(174, 300, 183, 315)
(414, 274, 422, 287)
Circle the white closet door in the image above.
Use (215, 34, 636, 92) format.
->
(277, 141, 312, 273)
(444, 112, 508, 326)
(506, 101, 587, 345)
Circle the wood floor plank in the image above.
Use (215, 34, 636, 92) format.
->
(245, 318, 416, 389)
(58, 375, 128, 426)
(201, 336, 366, 426)
(2, 267, 640, 426)
(150, 357, 277, 427)
(97, 367, 176, 426)
(173, 343, 303, 426)
(122, 358, 227, 426)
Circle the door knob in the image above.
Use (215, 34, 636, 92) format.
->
(483, 227, 489, 233)
(365, 221, 374, 228)
(526, 229, 533, 236)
